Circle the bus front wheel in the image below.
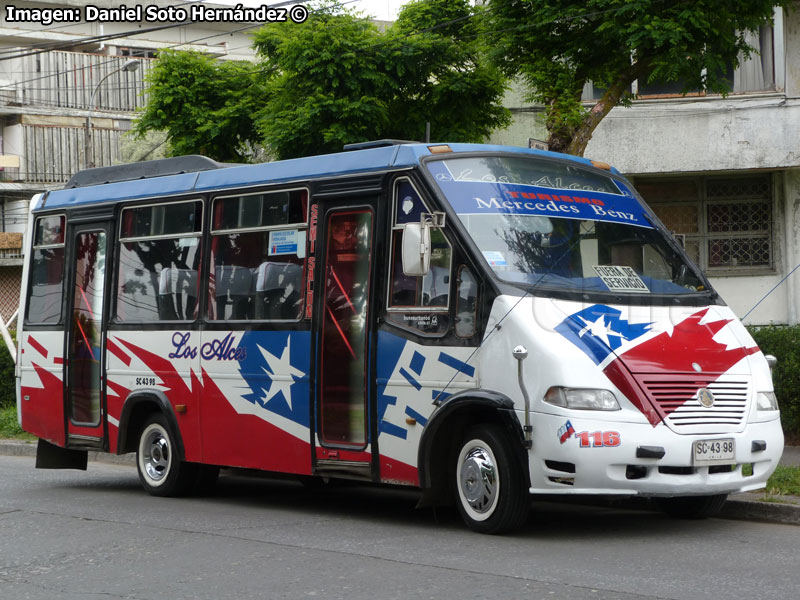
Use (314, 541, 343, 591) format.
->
(454, 424, 529, 534)
(136, 414, 196, 497)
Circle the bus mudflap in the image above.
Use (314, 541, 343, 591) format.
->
(35, 439, 88, 470)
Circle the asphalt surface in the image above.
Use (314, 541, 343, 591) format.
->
(3, 456, 799, 600)
(2, 439, 798, 526)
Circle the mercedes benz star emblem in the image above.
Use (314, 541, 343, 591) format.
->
(697, 388, 716, 408)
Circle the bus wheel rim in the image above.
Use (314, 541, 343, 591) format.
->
(142, 427, 170, 482)
(459, 445, 498, 514)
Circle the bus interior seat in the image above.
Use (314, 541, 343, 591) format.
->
(422, 265, 449, 306)
(455, 273, 477, 337)
(215, 265, 253, 320)
(157, 267, 198, 320)
(255, 262, 302, 320)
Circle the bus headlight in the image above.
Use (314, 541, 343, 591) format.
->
(544, 387, 620, 411)
(756, 391, 779, 411)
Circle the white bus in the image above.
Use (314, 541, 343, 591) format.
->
(16, 142, 783, 533)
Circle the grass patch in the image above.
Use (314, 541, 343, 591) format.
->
(765, 465, 800, 496)
(0, 404, 34, 440)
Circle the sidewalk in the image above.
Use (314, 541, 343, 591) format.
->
(722, 445, 800, 525)
(1, 439, 799, 525)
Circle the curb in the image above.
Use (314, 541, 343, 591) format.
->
(2, 440, 799, 525)
(721, 494, 800, 526)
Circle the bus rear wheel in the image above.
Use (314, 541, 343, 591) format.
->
(653, 494, 728, 519)
(454, 424, 529, 534)
(136, 414, 197, 497)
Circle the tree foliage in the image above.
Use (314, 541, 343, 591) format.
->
(484, 0, 791, 156)
(134, 0, 509, 161)
(133, 51, 262, 162)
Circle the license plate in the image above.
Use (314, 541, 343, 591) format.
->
(693, 439, 735, 465)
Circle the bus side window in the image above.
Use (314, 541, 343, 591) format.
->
(455, 266, 477, 338)
(386, 179, 451, 335)
(116, 201, 202, 322)
(208, 189, 307, 321)
(27, 215, 66, 324)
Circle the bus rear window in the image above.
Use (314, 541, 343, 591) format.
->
(27, 215, 66, 324)
(33, 215, 65, 246)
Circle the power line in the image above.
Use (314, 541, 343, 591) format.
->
(0, 22, 191, 62)
(0, 0, 306, 64)
(0, 20, 263, 91)
(0, 1, 364, 93)
(0, 0, 215, 42)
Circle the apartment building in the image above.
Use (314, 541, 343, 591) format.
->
(490, 5, 800, 325)
(0, 0, 258, 321)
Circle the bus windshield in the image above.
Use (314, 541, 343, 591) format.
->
(427, 155, 708, 297)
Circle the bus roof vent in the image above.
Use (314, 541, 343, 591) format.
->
(342, 139, 419, 152)
(64, 155, 225, 189)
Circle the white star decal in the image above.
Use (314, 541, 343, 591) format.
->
(258, 338, 305, 410)
(579, 315, 623, 346)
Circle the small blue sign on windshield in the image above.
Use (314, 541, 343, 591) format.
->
(427, 160, 653, 229)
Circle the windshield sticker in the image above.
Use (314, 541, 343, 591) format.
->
(481, 250, 507, 267)
(593, 266, 650, 293)
(427, 160, 653, 228)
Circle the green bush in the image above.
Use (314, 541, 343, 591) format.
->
(0, 339, 15, 409)
(749, 324, 800, 440)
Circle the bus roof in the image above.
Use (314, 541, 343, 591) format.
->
(37, 143, 612, 212)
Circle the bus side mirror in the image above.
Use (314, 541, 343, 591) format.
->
(402, 222, 431, 276)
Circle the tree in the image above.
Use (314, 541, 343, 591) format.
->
(134, 0, 509, 161)
(133, 50, 262, 162)
(484, 0, 791, 156)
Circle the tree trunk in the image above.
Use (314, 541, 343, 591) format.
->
(547, 61, 649, 157)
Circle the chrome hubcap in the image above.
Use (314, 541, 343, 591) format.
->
(459, 446, 497, 514)
(143, 429, 170, 482)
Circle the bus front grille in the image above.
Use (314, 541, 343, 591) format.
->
(634, 374, 749, 432)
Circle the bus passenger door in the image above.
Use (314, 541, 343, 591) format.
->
(64, 223, 110, 447)
(315, 206, 375, 475)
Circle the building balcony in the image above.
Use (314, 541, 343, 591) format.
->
(0, 50, 151, 113)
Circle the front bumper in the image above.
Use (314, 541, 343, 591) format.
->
(527, 412, 784, 497)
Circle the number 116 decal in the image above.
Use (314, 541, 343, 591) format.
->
(576, 431, 621, 448)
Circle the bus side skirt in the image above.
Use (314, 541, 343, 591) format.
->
(36, 438, 88, 470)
(416, 390, 529, 507)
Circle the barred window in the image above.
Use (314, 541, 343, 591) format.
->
(636, 176, 773, 274)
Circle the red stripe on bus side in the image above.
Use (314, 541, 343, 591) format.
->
(27, 336, 48, 359)
(106, 337, 132, 367)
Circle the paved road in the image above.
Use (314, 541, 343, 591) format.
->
(1, 455, 799, 600)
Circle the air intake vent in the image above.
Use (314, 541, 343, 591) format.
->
(635, 373, 749, 433)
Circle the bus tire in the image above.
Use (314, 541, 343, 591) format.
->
(136, 414, 196, 497)
(454, 424, 529, 534)
(654, 494, 728, 519)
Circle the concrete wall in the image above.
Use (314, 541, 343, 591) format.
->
(585, 97, 800, 176)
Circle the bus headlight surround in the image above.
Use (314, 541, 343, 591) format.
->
(544, 387, 621, 411)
